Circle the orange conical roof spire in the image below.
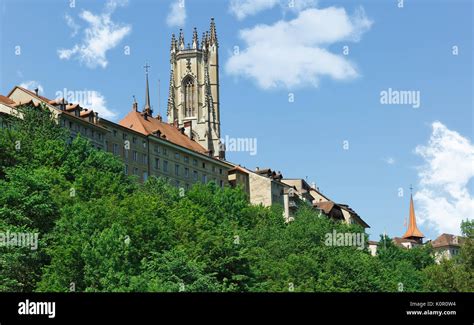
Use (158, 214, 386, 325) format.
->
(402, 194, 424, 240)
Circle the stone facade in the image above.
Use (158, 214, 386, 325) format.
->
(1, 86, 231, 187)
(167, 19, 222, 158)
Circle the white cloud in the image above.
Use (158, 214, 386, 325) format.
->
(229, 0, 279, 20)
(58, 0, 131, 69)
(19, 81, 44, 94)
(414, 121, 474, 235)
(166, 0, 186, 27)
(225, 6, 372, 89)
(288, 0, 318, 13)
(229, 0, 317, 20)
(79, 91, 116, 119)
(64, 14, 80, 37)
(384, 157, 395, 165)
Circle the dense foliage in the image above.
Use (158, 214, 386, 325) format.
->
(0, 105, 472, 292)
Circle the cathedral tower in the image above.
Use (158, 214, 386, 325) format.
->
(167, 18, 223, 158)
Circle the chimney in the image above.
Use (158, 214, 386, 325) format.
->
(256, 167, 259, 171)
(180, 127, 185, 135)
(34, 88, 39, 96)
(173, 119, 179, 128)
(184, 121, 192, 139)
(94, 112, 99, 124)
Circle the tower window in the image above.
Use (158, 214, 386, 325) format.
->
(184, 77, 195, 117)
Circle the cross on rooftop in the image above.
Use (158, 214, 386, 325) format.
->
(144, 63, 151, 74)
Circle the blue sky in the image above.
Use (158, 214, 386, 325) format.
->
(1, 0, 472, 241)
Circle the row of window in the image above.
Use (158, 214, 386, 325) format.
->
(62, 119, 103, 141)
(112, 129, 148, 149)
(108, 141, 224, 176)
(152, 158, 224, 183)
(124, 164, 225, 188)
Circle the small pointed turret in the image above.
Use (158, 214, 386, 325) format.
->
(170, 33, 176, 52)
(178, 29, 185, 50)
(192, 27, 198, 49)
(201, 32, 207, 50)
(209, 18, 217, 46)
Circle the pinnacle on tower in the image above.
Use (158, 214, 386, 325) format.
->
(201, 32, 207, 50)
(192, 27, 198, 49)
(209, 18, 217, 46)
(170, 33, 176, 52)
(178, 29, 185, 50)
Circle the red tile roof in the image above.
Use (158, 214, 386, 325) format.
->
(392, 237, 419, 247)
(0, 95, 16, 105)
(431, 233, 466, 248)
(314, 201, 335, 214)
(229, 165, 250, 174)
(80, 109, 93, 117)
(119, 110, 207, 154)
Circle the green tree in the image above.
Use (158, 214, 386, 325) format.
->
(423, 220, 474, 292)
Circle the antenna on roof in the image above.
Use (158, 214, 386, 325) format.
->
(132, 95, 138, 111)
(158, 79, 160, 117)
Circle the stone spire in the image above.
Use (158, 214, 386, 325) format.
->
(143, 62, 152, 116)
(170, 33, 176, 52)
(209, 18, 217, 46)
(178, 29, 185, 50)
(402, 193, 424, 242)
(192, 27, 198, 49)
(201, 32, 207, 51)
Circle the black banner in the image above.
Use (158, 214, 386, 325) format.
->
(0, 292, 472, 323)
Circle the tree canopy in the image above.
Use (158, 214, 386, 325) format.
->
(0, 104, 472, 292)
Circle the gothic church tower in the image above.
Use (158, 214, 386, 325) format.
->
(167, 18, 223, 158)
